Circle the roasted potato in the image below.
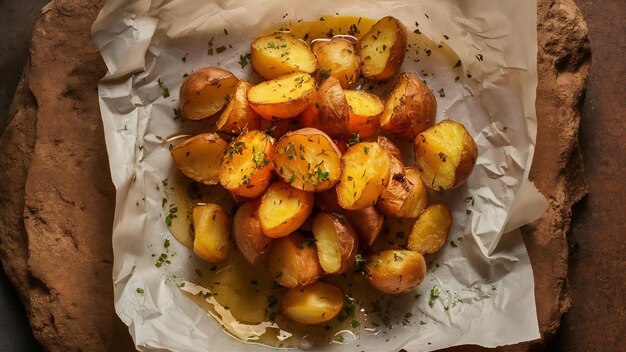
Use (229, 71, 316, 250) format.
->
(316, 77, 350, 137)
(281, 281, 345, 325)
(232, 199, 273, 265)
(312, 213, 359, 275)
(179, 67, 238, 120)
(170, 133, 227, 185)
(273, 128, 342, 192)
(216, 80, 260, 134)
(259, 180, 315, 238)
(219, 130, 275, 198)
(407, 203, 452, 254)
(377, 158, 429, 218)
(345, 90, 384, 138)
(268, 232, 323, 288)
(312, 38, 360, 89)
(380, 72, 436, 139)
(251, 33, 318, 80)
(376, 135, 403, 163)
(336, 142, 391, 210)
(413, 120, 478, 191)
(298, 101, 320, 129)
(364, 249, 427, 294)
(248, 72, 316, 120)
(192, 204, 232, 263)
(358, 16, 407, 80)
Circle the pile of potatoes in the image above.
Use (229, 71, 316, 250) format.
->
(170, 16, 477, 325)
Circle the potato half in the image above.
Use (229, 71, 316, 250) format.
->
(192, 204, 232, 263)
(259, 180, 315, 238)
(170, 133, 227, 185)
(413, 120, 478, 191)
(346, 90, 384, 138)
(248, 72, 317, 120)
(268, 233, 323, 288)
(251, 33, 318, 80)
(316, 77, 350, 137)
(273, 128, 342, 192)
(364, 250, 427, 294)
(381, 72, 436, 139)
(232, 199, 273, 265)
(358, 16, 407, 80)
(377, 158, 429, 218)
(407, 203, 452, 254)
(376, 135, 403, 163)
(219, 130, 275, 198)
(179, 67, 238, 120)
(312, 37, 360, 89)
(216, 80, 260, 134)
(336, 142, 391, 210)
(312, 213, 359, 275)
(281, 281, 345, 325)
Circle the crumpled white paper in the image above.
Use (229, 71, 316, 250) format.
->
(92, 0, 547, 351)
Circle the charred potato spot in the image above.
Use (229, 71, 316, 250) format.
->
(364, 250, 427, 294)
(233, 199, 273, 265)
(273, 128, 342, 192)
(312, 212, 359, 275)
(248, 72, 317, 120)
(336, 142, 391, 210)
(345, 90, 384, 138)
(219, 130, 275, 198)
(259, 180, 315, 238)
(170, 133, 227, 185)
(179, 67, 239, 120)
(316, 76, 350, 137)
(413, 120, 478, 191)
(358, 16, 407, 80)
(377, 158, 430, 218)
(312, 38, 360, 89)
(281, 281, 345, 325)
(268, 233, 323, 288)
(407, 203, 452, 254)
(217, 80, 261, 134)
(251, 33, 318, 80)
(192, 204, 232, 263)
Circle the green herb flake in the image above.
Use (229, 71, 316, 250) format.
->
(355, 253, 366, 267)
(216, 45, 227, 54)
(438, 88, 446, 97)
(238, 53, 251, 69)
(428, 285, 440, 307)
(164, 239, 170, 248)
(351, 320, 360, 328)
(347, 132, 360, 146)
(363, 146, 370, 155)
(157, 79, 170, 98)
(267, 295, 278, 308)
(136, 288, 144, 294)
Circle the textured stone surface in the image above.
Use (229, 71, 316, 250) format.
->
(0, 0, 595, 351)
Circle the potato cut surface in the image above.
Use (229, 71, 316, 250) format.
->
(281, 281, 345, 325)
(312, 213, 358, 274)
(180, 67, 238, 120)
(346, 90, 384, 138)
(259, 180, 314, 238)
(407, 203, 452, 254)
(268, 233, 323, 288)
(312, 38, 360, 88)
(170, 133, 227, 185)
(358, 16, 407, 80)
(251, 33, 318, 79)
(192, 204, 232, 263)
(216, 80, 260, 133)
(248, 72, 316, 119)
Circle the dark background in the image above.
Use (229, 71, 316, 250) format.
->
(0, 1, 623, 351)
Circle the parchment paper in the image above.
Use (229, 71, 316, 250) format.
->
(92, 0, 547, 350)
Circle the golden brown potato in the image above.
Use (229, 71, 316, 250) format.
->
(192, 204, 232, 263)
(268, 233, 323, 288)
(344, 207, 384, 249)
(413, 120, 478, 191)
(219, 130, 275, 198)
(259, 180, 315, 238)
(380, 72, 436, 139)
(312, 213, 359, 275)
(345, 90, 384, 138)
(298, 100, 321, 129)
(377, 159, 430, 218)
(170, 133, 227, 185)
(364, 250, 427, 294)
(312, 38, 360, 89)
(232, 199, 273, 265)
(281, 281, 345, 325)
(248, 72, 317, 120)
(316, 77, 350, 137)
(216, 80, 260, 134)
(376, 135, 403, 163)
(273, 128, 342, 192)
(358, 16, 407, 80)
(407, 204, 452, 254)
(251, 33, 318, 80)
(336, 142, 391, 210)
(397, 168, 429, 218)
(179, 67, 238, 120)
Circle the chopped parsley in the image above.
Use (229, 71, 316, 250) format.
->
(136, 287, 144, 294)
(157, 79, 170, 98)
(238, 53, 251, 69)
(428, 285, 440, 307)
(347, 132, 360, 146)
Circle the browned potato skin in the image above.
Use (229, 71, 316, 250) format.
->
(232, 199, 273, 265)
(316, 77, 350, 137)
(179, 67, 238, 120)
(407, 204, 452, 254)
(312, 213, 359, 275)
(216, 80, 261, 134)
(413, 120, 478, 191)
(358, 16, 407, 80)
(312, 38, 360, 89)
(397, 167, 429, 218)
(376, 136, 403, 163)
(170, 133, 227, 185)
(268, 233, 323, 288)
(281, 281, 345, 325)
(192, 204, 232, 264)
(376, 155, 409, 217)
(381, 72, 436, 139)
(364, 250, 427, 294)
